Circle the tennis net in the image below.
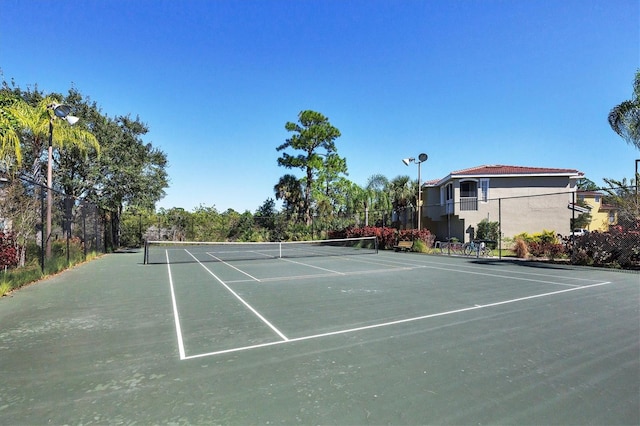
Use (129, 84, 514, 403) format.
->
(143, 236, 378, 264)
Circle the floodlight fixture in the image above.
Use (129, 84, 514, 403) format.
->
(44, 102, 80, 263)
(65, 115, 79, 125)
(401, 153, 428, 230)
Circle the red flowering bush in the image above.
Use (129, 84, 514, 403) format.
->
(329, 226, 435, 251)
(527, 241, 565, 259)
(572, 228, 640, 268)
(0, 233, 18, 269)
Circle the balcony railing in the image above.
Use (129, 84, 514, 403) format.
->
(460, 196, 478, 211)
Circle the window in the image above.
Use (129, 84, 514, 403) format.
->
(460, 180, 478, 211)
(480, 179, 489, 202)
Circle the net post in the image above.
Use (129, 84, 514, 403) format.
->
(279, 241, 282, 259)
(375, 236, 379, 254)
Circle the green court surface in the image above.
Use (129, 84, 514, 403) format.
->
(1, 249, 638, 424)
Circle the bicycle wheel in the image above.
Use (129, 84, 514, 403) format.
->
(483, 248, 493, 257)
(463, 243, 472, 256)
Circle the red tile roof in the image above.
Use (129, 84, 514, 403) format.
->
(451, 165, 583, 176)
(425, 165, 583, 186)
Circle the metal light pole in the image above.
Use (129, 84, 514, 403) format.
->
(633, 158, 640, 216)
(46, 103, 79, 258)
(402, 153, 428, 229)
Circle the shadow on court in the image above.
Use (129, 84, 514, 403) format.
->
(0, 251, 638, 424)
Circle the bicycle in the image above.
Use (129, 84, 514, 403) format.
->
(463, 240, 493, 257)
(437, 239, 464, 255)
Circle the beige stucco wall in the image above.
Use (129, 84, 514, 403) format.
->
(422, 176, 577, 242)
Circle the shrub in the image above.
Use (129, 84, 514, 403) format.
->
(412, 239, 428, 253)
(477, 219, 500, 248)
(330, 226, 435, 251)
(572, 228, 640, 268)
(0, 281, 12, 296)
(513, 238, 529, 258)
(0, 233, 18, 269)
(528, 241, 565, 259)
(513, 230, 565, 259)
(398, 229, 435, 248)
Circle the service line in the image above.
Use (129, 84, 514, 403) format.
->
(181, 280, 612, 360)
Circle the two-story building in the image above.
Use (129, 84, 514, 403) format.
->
(576, 190, 618, 232)
(421, 165, 584, 243)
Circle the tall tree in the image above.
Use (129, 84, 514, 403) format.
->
(255, 198, 277, 231)
(366, 174, 391, 225)
(608, 70, 640, 150)
(91, 115, 168, 248)
(276, 110, 342, 225)
(389, 175, 414, 227)
(0, 90, 23, 169)
(602, 177, 638, 229)
(3, 93, 98, 183)
(274, 174, 304, 221)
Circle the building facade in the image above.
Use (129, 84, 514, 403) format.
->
(422, 165, 584, 243)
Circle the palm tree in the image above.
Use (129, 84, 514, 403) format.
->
(0, 93, 25, 170)
(365, 174, 390, 226)
(7, 96, 98, 257)
(7, 96, 98, 182)
(608, 70, 640, 150)
(389, 175, 414, 228)
(274, 174, 304, 221)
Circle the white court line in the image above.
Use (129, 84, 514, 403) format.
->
(376, 253, 604, 284)
(371, 255, 593, 288)
(279, 257, 345, 275)
(166, 251, 186, 360)
(205, 251, 261, 282)
(184, 249, 289, 342)
(181, 280, 612, 360)
(253, 265, 423, 283)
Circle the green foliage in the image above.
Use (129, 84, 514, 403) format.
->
(255, 198, 277, 230)
(608, 69, 640, 150)
(0, 261, 42, 296)
(328, 226, 435, 252)
(601, 178, 638, 229)
(513, 230, 563, 259)
(277, 110, 343, 225)
(412, 239, 428, 253)
(0, 281, 12, 296)
(476, 219, 500, 247)
(514, 230, 558, 244)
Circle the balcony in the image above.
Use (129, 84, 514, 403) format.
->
(460, 196, 478, 211)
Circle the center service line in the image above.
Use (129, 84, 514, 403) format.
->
(182, 280, 612, 360)
(166, 251, 187, 360)
(185, 250, 289, 342)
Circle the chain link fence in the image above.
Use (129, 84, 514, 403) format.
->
(424, 188, 639, 269)
(0, 173, 109, 274)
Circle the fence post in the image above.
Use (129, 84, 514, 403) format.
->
(498, 198, 502, 259)
(40, 186, 45, 273)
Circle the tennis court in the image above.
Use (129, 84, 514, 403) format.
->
(1, 243, 638, 424)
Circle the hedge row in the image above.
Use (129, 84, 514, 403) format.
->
(571, 226, 640, 268)
(329, 226, 435, 250)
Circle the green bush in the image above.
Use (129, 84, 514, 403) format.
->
(476, 219, 499, 248)
(412, 239, 428, 253)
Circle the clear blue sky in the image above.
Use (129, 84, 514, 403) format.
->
(2, 0, 639, 213)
